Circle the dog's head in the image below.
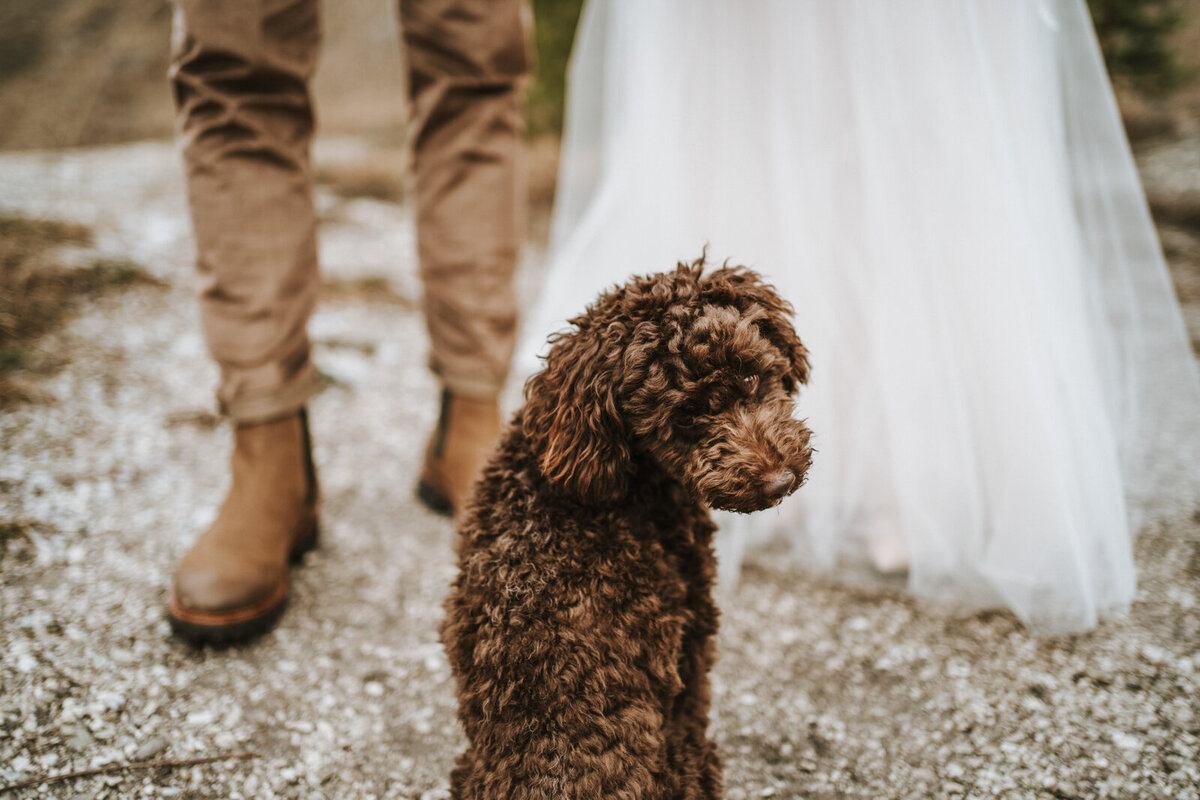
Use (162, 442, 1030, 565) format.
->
(523, 258, 813, 513)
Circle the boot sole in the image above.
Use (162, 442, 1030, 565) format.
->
(166, 524, 319, 646)
(415, 480, 454, 518)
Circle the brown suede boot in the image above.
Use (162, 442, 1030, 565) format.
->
(167, 409, 318, 644)
(416, 390, 501, 519)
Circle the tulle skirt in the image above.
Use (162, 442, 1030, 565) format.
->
(517, 0, 1200, 634)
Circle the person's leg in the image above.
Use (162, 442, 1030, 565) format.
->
(167, 0, 323, 643)
(399, 0, 533, 517)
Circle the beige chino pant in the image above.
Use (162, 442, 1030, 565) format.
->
(171, 0, 530, 423)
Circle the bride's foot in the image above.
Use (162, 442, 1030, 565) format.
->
(867, 518, 909, 575)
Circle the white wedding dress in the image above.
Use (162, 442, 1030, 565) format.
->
(517, 0, 1200, 634)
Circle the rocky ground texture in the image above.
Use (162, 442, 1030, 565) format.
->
(1, 138, 1199, 799)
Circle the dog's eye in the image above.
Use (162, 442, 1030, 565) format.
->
(741, 374, 760, 393)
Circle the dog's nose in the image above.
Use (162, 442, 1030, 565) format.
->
(763, 469, 796, 501)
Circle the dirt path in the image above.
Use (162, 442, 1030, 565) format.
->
(1, 139, 1198, 799)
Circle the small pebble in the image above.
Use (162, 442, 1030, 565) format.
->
(131, 736, 168, 762)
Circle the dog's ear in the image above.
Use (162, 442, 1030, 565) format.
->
(706, 267, 810, 391)
(522, 322, 632, 504)
(770, 310, 810, 392)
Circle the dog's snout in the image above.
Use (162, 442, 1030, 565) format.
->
(763, 469, 796, 501)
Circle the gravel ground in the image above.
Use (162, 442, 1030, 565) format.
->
(1, 139, 1199, 799)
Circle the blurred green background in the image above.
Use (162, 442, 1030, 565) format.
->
(0, 0, 1195, 152)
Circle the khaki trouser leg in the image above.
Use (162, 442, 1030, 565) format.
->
(171, 0, 323, 424)
(400, 0, 532, 400)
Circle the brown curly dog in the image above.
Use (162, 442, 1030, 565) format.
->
(441, 260, 813, 799)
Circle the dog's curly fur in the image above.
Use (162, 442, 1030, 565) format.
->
(441, 260, 813, 799)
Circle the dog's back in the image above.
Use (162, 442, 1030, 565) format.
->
(442, 422, 722, 799)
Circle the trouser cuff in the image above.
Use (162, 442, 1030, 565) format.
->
(220, 363, 323, 425)
(439, 371, 504, 402)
